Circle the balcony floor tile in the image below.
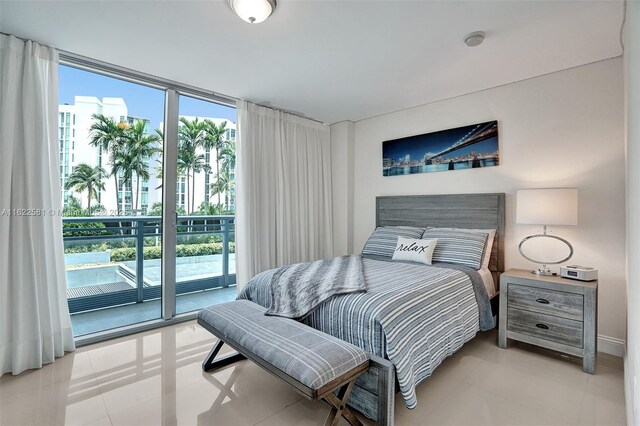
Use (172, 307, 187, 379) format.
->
(71, 286, 238, 336)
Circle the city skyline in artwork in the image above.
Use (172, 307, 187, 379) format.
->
(382, 120, 499, 176)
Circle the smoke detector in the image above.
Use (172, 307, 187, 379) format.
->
(464, 31, 486, 47)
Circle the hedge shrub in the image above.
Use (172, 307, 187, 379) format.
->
(62, 221, 109, 237)
(110, 242, 236, 262)
(64, 233, 233, 254)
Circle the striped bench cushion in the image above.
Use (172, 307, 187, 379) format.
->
(197, 300, 369, 390)
(422, 228, 489, 269)
(361, 226, 427, 258)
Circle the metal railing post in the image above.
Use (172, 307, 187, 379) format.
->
(222, 218, 229, 288)
(63, 214, 236, 314)
(136, 219, 144, 303)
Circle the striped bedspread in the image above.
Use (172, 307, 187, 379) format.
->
(238, 256, 494, 409)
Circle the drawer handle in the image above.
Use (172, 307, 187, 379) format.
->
(536, 298, 550, 304)
(535, 323, 549, 330)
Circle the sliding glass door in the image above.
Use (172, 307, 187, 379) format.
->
(59, 64, 166, 336)
(173, 95, 237, 314)
(58, 59, 237, 340)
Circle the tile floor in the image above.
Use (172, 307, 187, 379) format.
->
(0, 324, 625, 426)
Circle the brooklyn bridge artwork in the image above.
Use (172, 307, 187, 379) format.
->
(382, 120, 499, 176)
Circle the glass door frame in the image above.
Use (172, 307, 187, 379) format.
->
(161, 88, 178, 320)
(59, 52, 237, 346)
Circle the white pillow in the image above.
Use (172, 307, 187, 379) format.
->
(481, 229, 496, 270)
(392, 237, 438, 265)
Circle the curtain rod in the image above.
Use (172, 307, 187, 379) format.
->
(2, 31, 237, 107)
(3, 31, 327, 125)
(62, 48, 327, 125)
(248, 101, 328, 126)
(59, 51, 239, 108)
(62, 46, 328, 125)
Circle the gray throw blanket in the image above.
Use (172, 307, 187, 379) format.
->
(266, 255, 366, 319)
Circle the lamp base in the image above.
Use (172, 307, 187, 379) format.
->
(519, 228, 573, 278)
(531, 267, 557, 276)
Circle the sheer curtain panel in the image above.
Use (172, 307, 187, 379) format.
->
(0, 34, 75, 375)
(235, 101, 333, 288)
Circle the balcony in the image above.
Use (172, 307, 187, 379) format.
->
(63, 215, 236, 336)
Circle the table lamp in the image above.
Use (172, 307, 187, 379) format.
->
(516, 188, 578, 275)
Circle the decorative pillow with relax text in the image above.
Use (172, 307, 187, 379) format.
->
(391, 237, 438, 265)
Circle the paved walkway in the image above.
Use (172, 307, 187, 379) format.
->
(70, 286, 238, 336)
(123, 254, 237, 286)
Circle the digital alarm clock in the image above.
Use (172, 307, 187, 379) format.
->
(560, 265, 598, 282)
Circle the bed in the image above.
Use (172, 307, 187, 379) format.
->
(239, 193, 505, 425)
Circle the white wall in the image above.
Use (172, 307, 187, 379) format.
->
(332, 58, 626, 350)
(625, 1, 640, 423)
(330, 120, 355, 255)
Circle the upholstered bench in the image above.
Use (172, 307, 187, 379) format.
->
(197, 300, 370, 426)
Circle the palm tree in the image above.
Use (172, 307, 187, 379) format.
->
(89, 114, 126, 216)
(176, 146, 205, 214)
(175, 150, 188, 212)
(210, 169, 234, 213)
(178, 118, 206, 214)
(132, 159, 150, 213)
(126, 120, 160, 212)
(109, 142, 138, 214)
(153, 130, 164, 189)
(148, 201, 185, 217)
(218, 143, 236, 175)
(215, 143, 235, 213)
(63, 194, 84, 217)
(203, 120, 228, 206)
(195, 201, 224, 215)
(64, 163, 107, 213)
(190, 154, 206, 213)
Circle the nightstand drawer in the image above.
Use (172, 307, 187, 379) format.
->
(507, 284, 583, 321)
(507, 307, 583, 348)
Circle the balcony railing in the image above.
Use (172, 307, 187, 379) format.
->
(63, 215, 235, 314)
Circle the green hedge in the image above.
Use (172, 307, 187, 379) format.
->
(64, 233, 234, 254)
(64, 240, 133, 253)
(110, 242, 236, 262)
(62, 221, 109, 237)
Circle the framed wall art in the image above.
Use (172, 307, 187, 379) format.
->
(382, 120, 499, 176)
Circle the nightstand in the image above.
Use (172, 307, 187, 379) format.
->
(498, 268, 598, 374)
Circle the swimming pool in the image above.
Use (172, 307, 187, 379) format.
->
(66, 265, 130, 289)
(65, 254, 236, 289)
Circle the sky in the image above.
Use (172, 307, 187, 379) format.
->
(59, 65, 236, 131)
(383, 122, 499, 161)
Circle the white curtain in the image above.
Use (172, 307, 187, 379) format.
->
(235, 100, 333, 288)
(0, 34, 75, 375)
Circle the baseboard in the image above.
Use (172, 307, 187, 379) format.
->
(598, 334, 625, 357)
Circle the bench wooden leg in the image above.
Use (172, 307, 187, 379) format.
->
(323, 379, 362, 426)
(202, 339, 246, 372)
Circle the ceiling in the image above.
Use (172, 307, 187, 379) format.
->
(0, 0, 624, 124)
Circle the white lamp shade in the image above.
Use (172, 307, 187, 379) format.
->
(230, 0, 275, 24)
(516, 188, 578, 226)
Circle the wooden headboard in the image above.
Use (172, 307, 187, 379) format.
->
(376, 193, 505, 282)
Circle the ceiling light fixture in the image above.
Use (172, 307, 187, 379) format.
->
(464, 31, 486, 47)
(229, 0, 277, 24)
